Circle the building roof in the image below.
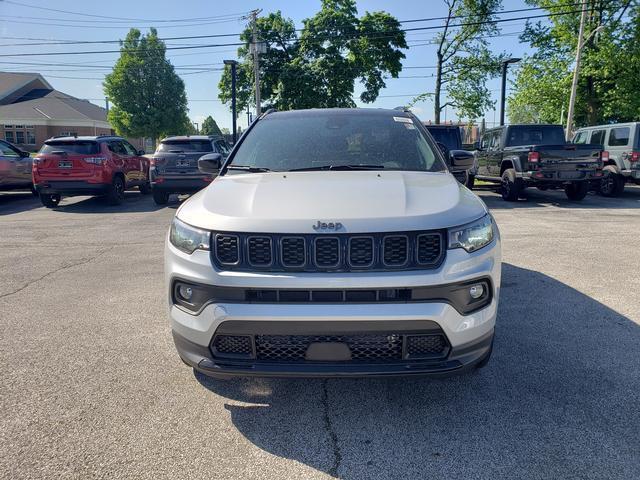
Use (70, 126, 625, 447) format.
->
(0, 72, 108, 125)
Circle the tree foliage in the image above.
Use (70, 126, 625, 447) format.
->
(201, 116, 223, 136)
(508, 0, 638, 126)
(218, 0, 407, 111)
(104, 28, 190, 141)
(412, 0, 505, 123)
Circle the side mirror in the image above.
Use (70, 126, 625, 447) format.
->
(20, 150, 30, 158)
(137, 149, 146, 156)
(198, 153, 222, 174)
(473, 141, 482, 151)
(449, 150, 474, 172)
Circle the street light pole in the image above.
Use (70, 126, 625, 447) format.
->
(223, 59, 238, 144)
(500, 57, 520, 126)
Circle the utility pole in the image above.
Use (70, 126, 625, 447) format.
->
(105, 98, 109, 113)
(250, 9, 262, 117)
(566, 1, 604, 140)
(224, 59, 238, 143)
(566, 0, 588, 140)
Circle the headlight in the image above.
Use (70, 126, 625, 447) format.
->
(169, 217, 211, 254)
(448, 214, 494, 253)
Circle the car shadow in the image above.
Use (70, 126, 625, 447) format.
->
(0, 191, 40, 215)
(193, 263, 640, 479)
(476, 184, 640, 210)
(46, 192, 165, 214)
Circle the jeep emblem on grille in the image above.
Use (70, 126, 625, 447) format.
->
(313, 221, 343, 231)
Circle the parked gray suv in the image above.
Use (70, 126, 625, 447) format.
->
(0, 139, 33, 193)
(149, 135, 230, 205)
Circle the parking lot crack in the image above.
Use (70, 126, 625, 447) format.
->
(321, 379, 342, 478)
(0, 247, 114, 300)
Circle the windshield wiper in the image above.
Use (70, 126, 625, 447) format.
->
(226, 165, 273, 173)
(288, 164, 385, 172)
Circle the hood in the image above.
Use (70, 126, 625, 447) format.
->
(177, 170, 488, 233)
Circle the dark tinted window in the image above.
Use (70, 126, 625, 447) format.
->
(158, 140, 213, 153)
(608, 127, 630, 146)
(108, 141, 127, 155)
(425, 127, 461, 150)
(591, 129, 606, 146)
(573, 131, 588, 144)
(228, 112, 445, 172)
(40, 141, 100, 155)
(213, 140, 230, 155)
(505, 126, 565, 146)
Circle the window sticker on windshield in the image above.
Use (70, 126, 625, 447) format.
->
(393, 116, 412, 123)
(403, 123, 416, 130)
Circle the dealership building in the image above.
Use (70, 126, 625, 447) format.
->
(0, 72, 143, 151)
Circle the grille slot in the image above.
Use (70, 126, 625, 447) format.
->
(406, 335, 448, 359)
(280, 237, 306, 267)
(417, 233, 442, 265)
(383, 235, 409, 266)
(247, 236, 272, 266)
(212, 335, 253, 358)
(314, 237, 340, 268)
(215, 234, 239, 264)
(348, 236, 374, 267)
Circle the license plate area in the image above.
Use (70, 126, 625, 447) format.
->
(58, 161, 72, 168)
(176, 160, 191, 167)
(558, 170, 583, 180)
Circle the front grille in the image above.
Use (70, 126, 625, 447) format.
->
(211, 332, 450, 363)
(256, 334, 403, 362)
(247, 236, 272, 266)
(211, 230, 445, 272)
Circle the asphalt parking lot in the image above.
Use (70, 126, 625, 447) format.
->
(1, 186, 639, 480)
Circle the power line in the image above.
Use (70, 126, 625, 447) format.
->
(0, 2, 597, 48)
(0, 0, 250, 22)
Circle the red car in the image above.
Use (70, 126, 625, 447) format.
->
(33, 135, 150, 208)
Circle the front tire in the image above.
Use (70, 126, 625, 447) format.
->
(153, 190, 170, 205)
(106, 175, 125, 205)
(564, 181, 589, 201)
(465, 174, 475, 190)
(40, 193, 60, 208)
(500, 168, 522, 201)
(139, 182, 152, 195)
(599, 166, 625, 197)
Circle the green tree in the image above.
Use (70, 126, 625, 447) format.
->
(218, 1, 407, 111)
(104, 28, 190, 143)
(508, 0, 637, 126)
(201, 116, 223, 136)
(411, 0, 505, 124)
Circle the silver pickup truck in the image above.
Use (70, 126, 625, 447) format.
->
(0, 139, 33, 193)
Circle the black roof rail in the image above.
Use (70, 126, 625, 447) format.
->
(393, 106, 411, 112)
(261, 108, 277, 117)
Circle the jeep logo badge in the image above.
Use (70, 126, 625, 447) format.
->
(313, 221, 343, 231)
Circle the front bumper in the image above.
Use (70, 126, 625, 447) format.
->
(166, 234, 501, 378)
(35, 180, 110, 196)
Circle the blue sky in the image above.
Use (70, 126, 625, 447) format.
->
(0, 0, 535, 130)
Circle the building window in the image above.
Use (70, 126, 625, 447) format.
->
(3, 125, 14, 129)
(25, 125, 35, 129)
(59, 131, 77, 137)
(15, 131, 25, 144)
(26, 131, 36, 145)
(14, 125, 25, 129)
(5, 131, 15, 143)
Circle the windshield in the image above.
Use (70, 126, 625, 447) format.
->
(426, 127, 461, 150)
(40, 141, 99, 155)
(505, 126, 566, 146)
(158, 140, 213, 153)
(226, 111, 446, 173)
